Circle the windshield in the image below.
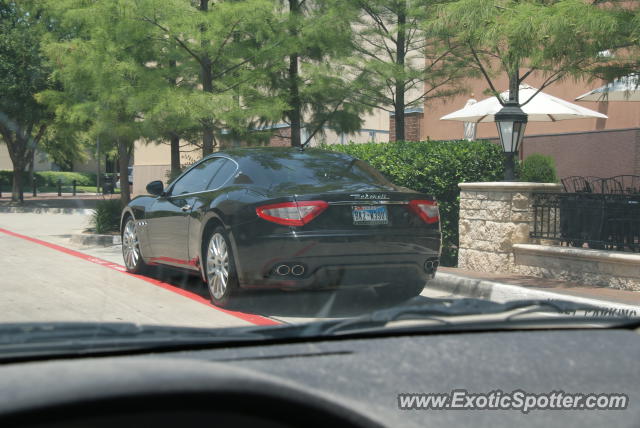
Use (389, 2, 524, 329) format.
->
(1, 0, 639, 358)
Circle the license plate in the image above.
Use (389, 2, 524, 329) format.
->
(352, 205, 388, 225)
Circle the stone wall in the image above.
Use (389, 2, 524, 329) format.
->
(458, 181, 640, 290)
(458, 182, 562, 273)
(514, 244, 640, 291)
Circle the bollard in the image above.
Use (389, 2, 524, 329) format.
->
(72, 179, 76, 196)
(32, 176, 37, 197)
(57, 179, 62, 197)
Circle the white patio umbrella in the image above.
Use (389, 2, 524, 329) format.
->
(575, 75, 640, 102)
(441, 84, 608, 123)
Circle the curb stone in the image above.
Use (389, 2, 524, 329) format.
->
(430, 271, 640, 315)
(70, 233, 121, 247)
(0, 207, 95, 215)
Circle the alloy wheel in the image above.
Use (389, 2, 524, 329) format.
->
(122, 219, 140, 270)
(207, 232, 229, 299)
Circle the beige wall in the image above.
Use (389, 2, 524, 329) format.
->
(422, 73, 640, 141)
(0, 144, 53, 171)
(132, 139, 206, 196)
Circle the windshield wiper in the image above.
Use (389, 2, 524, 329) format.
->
(316, 298, 635, 336)
(0, 322, 272, 361)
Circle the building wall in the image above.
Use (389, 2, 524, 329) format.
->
(521, 128, 640, 179)
(389, 111, 424, 142)
(0, 144, 53, 171)
(132, 139, 201, 196)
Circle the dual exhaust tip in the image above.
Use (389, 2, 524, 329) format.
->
(275, 263, 305, 277)
(424, 260, 439, 273)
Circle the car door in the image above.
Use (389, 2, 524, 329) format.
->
(146, 157, 226, 268)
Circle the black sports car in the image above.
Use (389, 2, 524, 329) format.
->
(121, 147, 441, 306)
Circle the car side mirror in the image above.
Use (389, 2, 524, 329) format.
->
(146, 180, 164, 196)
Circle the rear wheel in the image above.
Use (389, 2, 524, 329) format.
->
(205, 227, 239, 307)
(122, 217, 147, 274)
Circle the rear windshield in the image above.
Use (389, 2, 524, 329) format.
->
(240, 151, 396, 191)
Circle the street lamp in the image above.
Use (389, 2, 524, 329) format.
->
(495, 101, 528, 181)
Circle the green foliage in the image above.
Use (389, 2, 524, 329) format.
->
(258, 0, 370, 146)
(519, 154, 558, 183)
(351, 0, 470, 141)
(0, 170, 96, 187)
(0, 1, 53, 200)
(325, 140, 504, 266)
(428, 0, 623, 99)
(91, 199, 122, 234)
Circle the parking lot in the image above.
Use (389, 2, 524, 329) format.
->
(0, 211, 455, 328)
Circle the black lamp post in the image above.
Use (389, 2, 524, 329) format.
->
(495, 101, 528, 181)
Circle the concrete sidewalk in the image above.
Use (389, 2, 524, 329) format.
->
(431, 266, 640, 313)
(0, 194, 119, 214)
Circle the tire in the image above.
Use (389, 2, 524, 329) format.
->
(204, 226, 239, 307)
(376, 278, 426, 302)
(122, 216, 147, 274)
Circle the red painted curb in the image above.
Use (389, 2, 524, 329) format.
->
(0, 228, 280, 327)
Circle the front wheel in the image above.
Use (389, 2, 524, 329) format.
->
(122, 217, 147, 274)
(205, 227, 239, 307)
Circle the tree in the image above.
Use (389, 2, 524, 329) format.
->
(261, 0, 371, 147)
(41, 0, 161, 203)
(430, 0, 623, 108)
(351, 0, 469, 142)
(136, 0, 286, 156)
(581, 3, 640, 82)
(0, 1, 51, 202)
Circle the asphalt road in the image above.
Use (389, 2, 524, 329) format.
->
(0, 212, 455, 329)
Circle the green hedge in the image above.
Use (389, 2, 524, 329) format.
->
(325, 140, 505, 266)
(0, 171, 97, 187)
(519, 153, 558, 183)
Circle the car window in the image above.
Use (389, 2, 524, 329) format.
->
(242, 152, 395, 190)
(170, 157, 225, 196)
(206, 159, 237, 190)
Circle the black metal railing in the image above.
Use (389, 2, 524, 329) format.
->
(561, 175, 640, 195)
(531, 192, 640, 252)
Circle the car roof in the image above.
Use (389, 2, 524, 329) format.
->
(204, 146, 356, 163)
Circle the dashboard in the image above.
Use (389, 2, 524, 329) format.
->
(0, 329, 639, 427)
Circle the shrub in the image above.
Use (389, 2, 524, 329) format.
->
(91, 199, 122, 234)
(519, 154, 558, 183)
(324, 140, 505, 266)
(36, 171, 97, 187)
(0, 170, 97, 188)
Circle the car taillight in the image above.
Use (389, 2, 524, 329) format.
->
(256, 201, 328, 226)
(408, 200, 439, 224)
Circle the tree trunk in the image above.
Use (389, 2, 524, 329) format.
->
(11, 160, 25, 203)
(170, 134, 181, 177)
(199, 0, 215, 156)
(509, 70, 519, 104)
(394, 1, 407, 142)
(201, 56, 215, 156)
(287, 0, 302, 147)
(117, 138, 131, 204)
(28, 150, 35, 183)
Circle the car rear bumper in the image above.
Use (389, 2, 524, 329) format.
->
(231, 228, 441, 290)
